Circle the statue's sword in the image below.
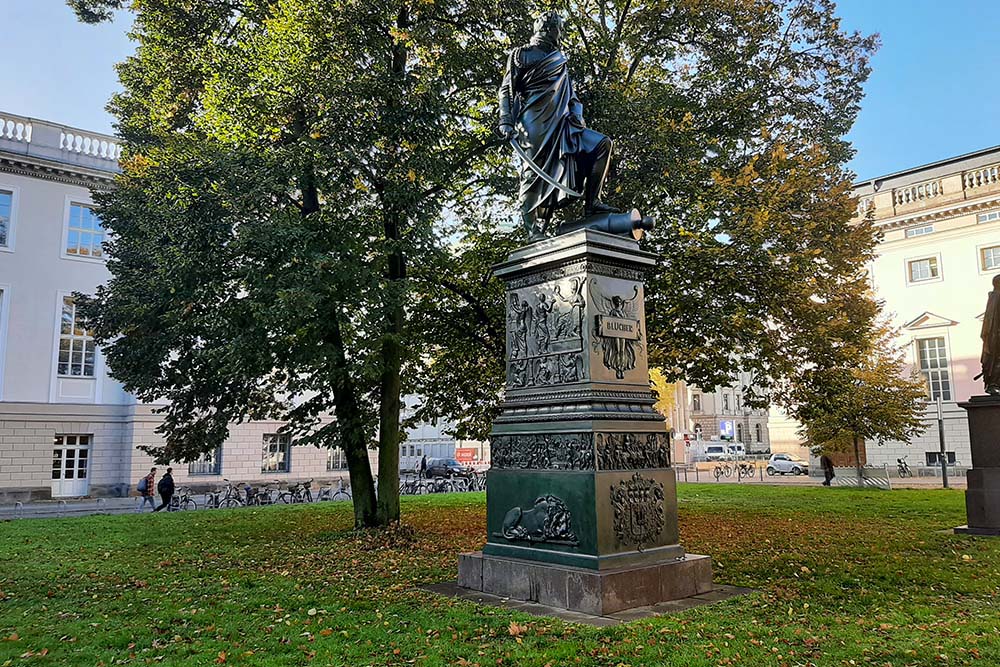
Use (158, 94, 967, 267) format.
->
(509, 138, 583, 198)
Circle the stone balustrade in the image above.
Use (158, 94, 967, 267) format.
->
(0, 110, 120, 175)
(0, 114, 32, 143)
(59, 131, 122, 161)
(855, 196, 875, 217)
(963, 164, 1000, 191)
(892, 179, 943, 207)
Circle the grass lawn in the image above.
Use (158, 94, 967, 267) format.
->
(1, 485, 998, 666)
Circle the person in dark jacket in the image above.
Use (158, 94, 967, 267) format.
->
(154, 467, 175, 511)
(820, 454, 835, 486)
(419, 455, 428, 479)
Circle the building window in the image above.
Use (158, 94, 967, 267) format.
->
(326, 447, 347, 471)
(261, 434, 291, 473)
(692, 394, 702, 412)
(0, 190, 11, 248)
(722, 394, 730, 412)
(57, 297, 96, 377)
(735, 394, 741, 411)
(981, 245, 1000, 271)
(65, 203, 106, 259)
(189, 447, 222, 475)
(905, 224, 934, 238)
(907, 257, 939, 283)
(736, 423, 744, 442)
(917, 337, 952, 401)
(755, 423, 762, 442)
(978, 210, 1000, 224)
(925, 451, 957, 466)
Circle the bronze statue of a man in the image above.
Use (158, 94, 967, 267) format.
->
(498, 11, 618, 241)
(980, 274, 1000, 394)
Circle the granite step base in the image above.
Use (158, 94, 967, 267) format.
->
(457, 550, 713, 616)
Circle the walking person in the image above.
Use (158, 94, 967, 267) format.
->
(154, 467, 175, 512)
(820, 454, 835, 487)
(419, 454, 428, 480)
(137, 467, 157, 512)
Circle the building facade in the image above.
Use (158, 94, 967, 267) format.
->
(852, 146, 1000, 469)
(667, 372, 771, 456)
(771, 146, 1000, 470)
(0, 111, 481, 500)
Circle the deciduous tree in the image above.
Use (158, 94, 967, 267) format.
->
(69, 0, 531, 527)
(799, 321, 928, 487)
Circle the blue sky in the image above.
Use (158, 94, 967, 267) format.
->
(3, 0, 997, 182)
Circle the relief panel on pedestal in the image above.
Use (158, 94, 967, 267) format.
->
(507, 277, 588, 389)
(588, 281, 645, 381)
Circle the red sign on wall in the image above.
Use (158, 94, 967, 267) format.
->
(455, 448, 478, 462)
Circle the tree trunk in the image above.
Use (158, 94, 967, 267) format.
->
(301, 163, 377, 527)
(327, 311, 378, 528)
(377, 208, 405, 526)
(374, 4, 410, 527)
(853, 433, 864, 489)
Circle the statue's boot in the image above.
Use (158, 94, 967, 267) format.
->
(524, 210, 550, 242)
(584, 137, 620, 216)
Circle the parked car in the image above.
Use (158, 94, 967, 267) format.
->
(425, 458, 474, 479)
(766, 453, 808, 476)
(704, 445, 730, 461)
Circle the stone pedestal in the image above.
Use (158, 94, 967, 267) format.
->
(457, 230, 713, 614)
(955, 395, 1000, 536)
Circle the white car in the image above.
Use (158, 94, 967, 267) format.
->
(704, 444, 730, 461)
(766, 453, 808, 476)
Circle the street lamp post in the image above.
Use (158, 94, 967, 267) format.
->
(937, 394, 949, 489)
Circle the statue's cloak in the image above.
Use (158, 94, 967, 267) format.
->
(982, 291, 1000, 387)
(500, 47, 585, 214)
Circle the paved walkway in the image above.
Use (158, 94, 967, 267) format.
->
(1, 472, 967, 521)
(677, 468, 966, 489)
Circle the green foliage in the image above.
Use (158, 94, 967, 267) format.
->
(410, 0, 883, 437)
(69, 0, 536, 525)
(649, 367, 676, 423)
(799, 320, 929, 454)
(2, 488, 999, 665)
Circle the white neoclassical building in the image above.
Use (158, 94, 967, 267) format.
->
(771, 145, 1000, 470)
(0, 110, 482, 500)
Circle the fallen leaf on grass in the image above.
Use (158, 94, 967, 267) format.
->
(508, 622, 528, 638)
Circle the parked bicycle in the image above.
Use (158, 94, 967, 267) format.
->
(736, 462, 756, 479)
(713, 463, 734, 480)
(169, 486, 198, 511)
(897, 456, 912, 478)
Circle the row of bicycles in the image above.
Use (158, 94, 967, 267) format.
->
(713, 461, 758, 481)
(398, 471, 487, 495)
(166, 478, 353, 512)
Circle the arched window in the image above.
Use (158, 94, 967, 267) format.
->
(755, 423, 762, 442)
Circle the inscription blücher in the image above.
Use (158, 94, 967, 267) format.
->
(506, 277, 588, 388)
(590, 283, 643, 379)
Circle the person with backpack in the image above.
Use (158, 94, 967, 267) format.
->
(154, 467, 175, 512)
(137, 467, 156, 512)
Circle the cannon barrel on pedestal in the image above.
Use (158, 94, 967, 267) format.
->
(557, 208, 655, 240)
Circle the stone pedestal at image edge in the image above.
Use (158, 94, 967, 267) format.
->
(456, 230, 713, 614)
(955, 396, 1000, 536)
